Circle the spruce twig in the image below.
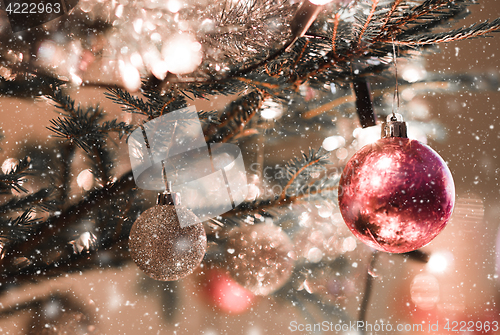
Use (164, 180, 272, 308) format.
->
(0, 209, 42, 247)
(0, 171, 136, 284)
(391, 18, 500, 45)
(0, 157, 32, 194)
(0, 188, 54, 213)
(205, 90, 264, 143)
(358, 251, 379, 335)
(278, 148, 330, 203)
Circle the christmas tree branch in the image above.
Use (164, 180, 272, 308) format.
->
(91, 144, 111, 185)
(0, 209, 43, 250)
(0, 188, 54, 214)
(297, 0, 499, 86)
(391, 18, 500, 45)
(302, 94, 354, 119)
(0, 72, 64, 98)
(41, 170, 135, 246)
(303, 71, 500, 120)
(205, 90, 264, 143)
(331, 13, 341, 56)
(379, 0, 403, 32)
(233, 147, 337, 217)
(356, 0, 380, 47)
(47, 102, 106, 154)
(0, 0, 492, 314)
(46, 90, 134, 189)
(104, 88, 152, 118)
(48, 89, 79, 118)
(278, 148, 331, 203)
(0, 240, 129, 292)
(0, 292, 97, 327)
(358, 251, 379, 335)
(0, 0, 497, 100)
(0, 157, 32, 194)
(56, 143, 76, 203)
(386, 0, 467, 31)
(1, 171, 136, 280)
(234, 182, 339, 217)
(141, 87, 188, 119)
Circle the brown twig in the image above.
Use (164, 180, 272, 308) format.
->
(357, 0, 380, 47)
(302, 94, 355, 119)
(331, 13, 341, 56)
(387, 0, 451, 30)
(292, 39, 311, 71)
(387, 21, 500, 45)
(358, 251, 379, 335)
(380, 0, 403, 32)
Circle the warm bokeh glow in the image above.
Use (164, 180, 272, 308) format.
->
(309, 0, 334, 5)
(411, 273, 440, 310)
(161, 35, 203, 75)
(322, 135, 346, 151)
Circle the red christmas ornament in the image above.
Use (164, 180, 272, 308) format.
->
(202, 269, 255, 314)
(338, 114, 455, 253)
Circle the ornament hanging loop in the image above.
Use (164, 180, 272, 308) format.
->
(391, 37, 400, 118)
(384, 37, 406, 138)
(382, 113, 407, 138)
(156, 117, 182, 207)
(157, 160, 181, 206)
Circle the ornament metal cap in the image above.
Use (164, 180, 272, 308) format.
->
(157, 181, 181, 206)
(382, 113, 407, 138)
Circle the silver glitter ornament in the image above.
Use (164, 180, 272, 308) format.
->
(129, 203, 207, 281)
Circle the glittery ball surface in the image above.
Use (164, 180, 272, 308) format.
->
(129, 205, 207, 281)
(338, 137, 455, 253)
(226, 224, 294, 296)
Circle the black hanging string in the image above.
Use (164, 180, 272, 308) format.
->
(392, 37, 400, 119)
(353, 79, 377, 128)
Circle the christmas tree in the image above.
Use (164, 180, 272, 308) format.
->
(0, 0, 499, 333)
